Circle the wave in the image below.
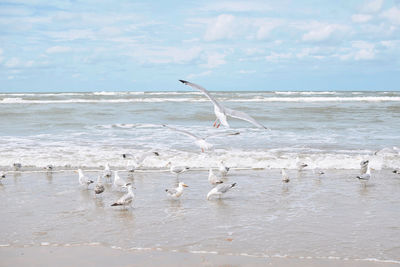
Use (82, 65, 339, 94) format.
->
(0, 147, 398, 170)
(2, 96, 400, 104)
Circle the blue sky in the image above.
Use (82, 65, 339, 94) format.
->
(0, 0, 400, 92)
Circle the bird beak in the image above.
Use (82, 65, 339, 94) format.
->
(74, 170, 77, 173)
(183, 184, 189, 187)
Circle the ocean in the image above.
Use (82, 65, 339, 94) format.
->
(0, 90, 399, 170)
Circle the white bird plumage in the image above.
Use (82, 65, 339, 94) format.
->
(77, 169, 94, 188)
(163, 124, 239, 152)
(207, 183, 236, 200)
(295, 157, 308, 170)
(166, 162, 190, 176)
(281, 169, 290, 183)
(94, 175, 105, 195)
(357, 166, 371, 183)
(208, 168, 223, 185)
(179, 80, 267, 129)
(111, 184, 135, 207)
(103, 163, 112, 180)
(165, 182, 188, 199)
(218, 161, 230, 176)
(113, 171, 129, 189)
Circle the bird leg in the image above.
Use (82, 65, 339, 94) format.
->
(213, 118, 219, 127)
(216, 123, 221, 128)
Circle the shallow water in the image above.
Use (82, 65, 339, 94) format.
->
(1, 169, 399, 262)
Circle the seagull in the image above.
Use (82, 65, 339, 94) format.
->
(44, 165, 54, 171)
(207, 183, 236, 200)
(113, 171, 129, 189)
(360, 160, 369, 175)
(356, 166, 371, 183)
(208, 168, 224, 185)
(281, 169, 290, 183)
(13, 163, 22, 171)
(295, 157, 308, 170)
(94, 175, 105, 196)
(166, 162, 190, 177)
(218, 161, 230, 176)
(165, 182, 188, 199)
(103, 163, 112, 180)
(123, 151, 160, 172)
(77, 169, 94, 188)
(111, 183, 135, 208)
(0, 172, 6, 181)
(163, 124, 239, 152)
(179, 80, 267, 129)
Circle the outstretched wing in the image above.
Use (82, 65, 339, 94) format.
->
(205, 131, 240, 140)
(163, 124, 200, 140)
(179, 80, 224, 111)
(224, 107, 267, 129)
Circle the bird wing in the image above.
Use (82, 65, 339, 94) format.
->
(205, 131, 240, 140)
(163, 124, 200, 140)
(179, 80, 224, 111)
(166, 188, 178, 195)
(216, 183, 234, 193)
(224, 107, 267, 129)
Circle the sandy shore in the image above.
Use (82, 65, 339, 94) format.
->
(1, 246, 399, 267)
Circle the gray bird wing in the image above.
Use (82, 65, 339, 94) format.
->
(163, 125, 200, 140)
(179, 80, 224, 111)
(224, 107, 267, 129)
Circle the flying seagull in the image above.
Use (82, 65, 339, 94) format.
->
(163, 124, 239, 152)
(179, 80, 267, 129)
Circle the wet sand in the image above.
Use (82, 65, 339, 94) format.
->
(1, 246, 399, 267)
(1, 169, 400, 266)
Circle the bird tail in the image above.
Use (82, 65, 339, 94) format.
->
(231, 183, 237, 188)
(111, 203, 122, 206)
(89, 180, 94, 184)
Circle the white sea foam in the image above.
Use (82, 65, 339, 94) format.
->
(2, 96, 400, 104)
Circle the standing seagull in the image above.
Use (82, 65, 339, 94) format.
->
(218, 161, 230, 176)
(103, 163, 112, 180)
(77, 169, 94, 189)
(295, 157, 308, 170)
(281, 169, 290, 183)
(207, 183, 236, 200)
(208, 169, 224, 185)
(123, 151, 159, 172)
(113, 171, 129, 190)
(163, 124, 239, 152)
(166, 162, 190, 177)
(360, 160, 369, 175)
(179, 80, 267, 129)
(111, 184, 135, 208)
(165, 182, 189, 199)
(94, 175, 105, 196)
(356, 166, 371, 184)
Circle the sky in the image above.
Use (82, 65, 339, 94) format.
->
(0, 0, 400, 92)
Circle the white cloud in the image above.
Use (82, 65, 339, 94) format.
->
(382, 7, 400, 24)
(46, 46, 72, 54)
(340, 41, 376, 60)
(204, 14, 236, 41)
(48, 29, 95, 41)
(4, 57, 35, 68)
(132, 46, 203, 65)
(266, 52, 292, 62)
(5, 58, 21, 68)
(351, 14, 373, 23)
(202, 52, 227, 68)
(302, 23, 349, 42)
(201, 1, 271, 12)
(237, 69, 256, 74)
(187, 70, 212, 79)
(255, 20, 282, 40)
(362, 0, 384, 13)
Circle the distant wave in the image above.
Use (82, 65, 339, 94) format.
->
(2, 96, 400, 104)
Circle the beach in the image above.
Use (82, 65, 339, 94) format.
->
(1, 169, 399, 266)
(1, 91, 400, 265)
